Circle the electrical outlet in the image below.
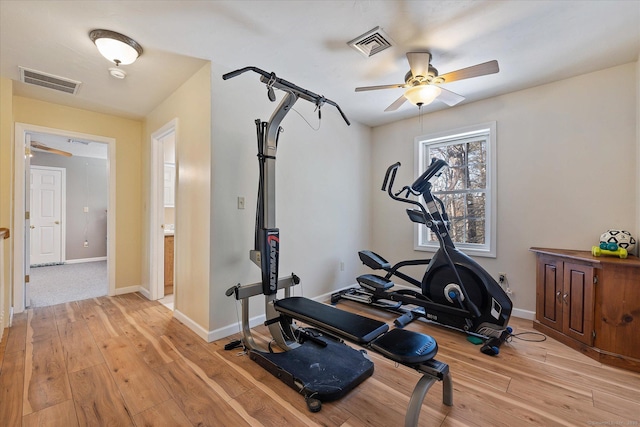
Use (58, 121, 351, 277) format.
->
(237, 196, 245, 210)
(498, 273, 506, 284)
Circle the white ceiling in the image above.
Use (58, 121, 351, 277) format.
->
(1, 1, 639, 130)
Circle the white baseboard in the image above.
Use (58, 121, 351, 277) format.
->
(511, 308, 535, 320)
(173, 309, 213, 341)
(113, 285, 148, 297)
(65, 256, 107, 264)
(209, 314, 267, 342)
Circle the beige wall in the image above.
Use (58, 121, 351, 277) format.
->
(371, 62, 638, 317)
(0, 77, 13, 330)
(143, 63, 212, 331)
(12, 97, 143, 289)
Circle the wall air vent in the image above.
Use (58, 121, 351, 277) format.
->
(19, 66, 81, 95)
(347, 26, 394, 58)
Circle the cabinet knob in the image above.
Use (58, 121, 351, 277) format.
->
(563, 293, 569, 304)
(556, 290, 562, 301)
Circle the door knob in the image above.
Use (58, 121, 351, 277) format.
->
(30, 225, 35, 229)
(55, 221, 60, 224)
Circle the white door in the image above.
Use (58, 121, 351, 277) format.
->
(30, 166, 64, 265)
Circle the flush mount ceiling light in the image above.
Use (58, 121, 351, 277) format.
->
(89, 29, 143, 66)
(404, 85, 442, 107)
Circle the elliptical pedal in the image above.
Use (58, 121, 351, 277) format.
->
(357, 274, 394, 292)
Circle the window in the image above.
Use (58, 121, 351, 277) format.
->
(414, 122, 496, 257)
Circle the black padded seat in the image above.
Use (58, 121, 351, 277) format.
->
(357, 274, 394, 291)
(371, 328, 438, 365)
(274, 297, 389, 344)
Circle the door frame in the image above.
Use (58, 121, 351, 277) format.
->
(149, 119, 178, 301)
(13, 123, 116, 312)
(30, 165, 67, 266)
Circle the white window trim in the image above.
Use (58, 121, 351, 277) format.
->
(414, 121, 497, 258)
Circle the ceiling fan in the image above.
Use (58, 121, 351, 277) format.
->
(355, 52, 499, 112)
(31, 141, 72, 157)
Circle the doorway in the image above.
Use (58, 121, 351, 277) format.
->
(150, 119, 177, 307)
(13, 123, 116, 312)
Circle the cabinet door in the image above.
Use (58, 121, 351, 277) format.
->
(562, 262, 594, 345)
(536, 256, 563, 331)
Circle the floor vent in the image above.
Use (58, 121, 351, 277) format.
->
(347, 27, 393, 57)
(19, 66, 81, 95)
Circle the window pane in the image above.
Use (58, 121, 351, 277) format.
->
(466, 219, 485, 244)
(448, 166, 466, 191)
(467, 140, 486, 164)
(467, 162, 486, 189)
(449, 219, 466, 243)
(441, 193, 465, 221)
(466, 192, 485, 219)
(467, 141, 486, 189)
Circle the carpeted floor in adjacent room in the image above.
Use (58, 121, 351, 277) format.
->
(29, 261, 107, 307)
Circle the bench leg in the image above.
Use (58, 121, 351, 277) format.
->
(404, 371, 454, 427)
(443, 371, 453, 406)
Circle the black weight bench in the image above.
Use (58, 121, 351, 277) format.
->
(273, 297, 453, 427)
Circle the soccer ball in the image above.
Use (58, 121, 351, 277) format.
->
(600, 230, 636, 252)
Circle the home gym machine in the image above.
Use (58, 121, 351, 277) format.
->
(223, 66, 453, 426)
(332, 160, 513, 356)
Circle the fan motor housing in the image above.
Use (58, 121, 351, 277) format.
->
(405, 66, 444, 86)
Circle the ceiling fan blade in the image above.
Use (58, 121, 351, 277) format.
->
(406, 52, 431, 78)
(438, 60, 499, 84)
(436, 87, 465, 106)
(355, 83, 406, 92)
(384, 94, 408, 112)
(31, 141, 73, 157)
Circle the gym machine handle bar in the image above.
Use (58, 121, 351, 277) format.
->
(222, 66, 351, 126)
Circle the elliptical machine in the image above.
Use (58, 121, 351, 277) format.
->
(332, 159, 513, 355)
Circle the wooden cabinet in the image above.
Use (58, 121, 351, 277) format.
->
(536, 257, 594, 345)
(531, 248, 640, 372)
(164, 235, 174, 293)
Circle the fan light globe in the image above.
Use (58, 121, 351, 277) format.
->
(404, 85, 441, 106)
(89, 29, 143, 65)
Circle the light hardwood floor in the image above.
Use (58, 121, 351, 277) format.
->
(0, 293, 639, 426)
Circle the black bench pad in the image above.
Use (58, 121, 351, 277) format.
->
(371, 328, 438, 365)
(274, 297, 388, 344)
(357, 274, 394, 291)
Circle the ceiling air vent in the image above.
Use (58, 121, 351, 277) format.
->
(347, 26, 394, 58)
(19, 66, 81, 95)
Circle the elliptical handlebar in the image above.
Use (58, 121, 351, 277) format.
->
(222, 66, 351, 126)
(381, 162, 401, 191)
(411, 158, 448, 194)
